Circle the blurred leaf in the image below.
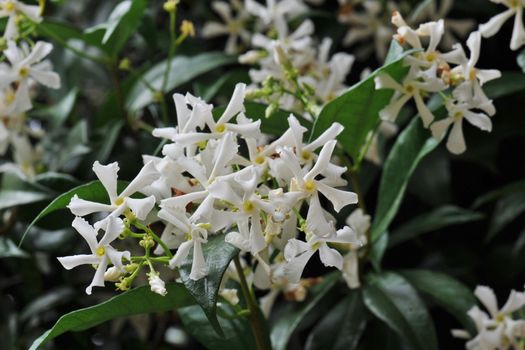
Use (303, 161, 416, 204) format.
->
(484, 71, 525, 99)
(305, 291, 367, 350)
(518, 49, 525, 73)
(371, 118, 439, 242)
(472, 179, 525, 208)
(29, 283, 195, 350)
(271, 272, 339, 350)
(94, 120, 124, 163)
(363, 271, 438, 350)
(34, 172, 80, 193)
(399, 269, 476, 333)
(20, 287, 75, 322)
(0, 190, 50, 211)
(389, 205, 484, 248)
(57, 120, 90, 171)
(126, 52, 236, 112)
(310, 41, 413, 163)
(32, 89, 78, 128)
(487, 191, 525, 241)
(20, 180, 128, 246)
(179, 303, 255, 350)
(0, 237, 29, 258)
(85, 0, 147, 56)
(369, 232, 389, 271)
(194, 71, 238, 101)
(179, 234, 239, 336)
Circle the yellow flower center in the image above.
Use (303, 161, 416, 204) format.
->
(405, 85, 415, 94)
(243, 200, 255, 213)
(453, 111, 463, 121)
(426, 52, 437, 62)
(215, 123, 226, 133)
(510, 0, 520, 9)
(4, 90, 15, 105)
(18, 67, 29, 78)
(469, 68, 477, 81)
(96, 246, 106, 256)
(114, 197, 124, 206)
(304, 180, 316, 192)
(4, 1, 15, 12)
(255, 155, 265, 164)
(301, 150, 312, 161)
(310, 241, 321, 250)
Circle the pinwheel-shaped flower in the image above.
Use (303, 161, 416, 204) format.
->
(57, 216, 130, 295)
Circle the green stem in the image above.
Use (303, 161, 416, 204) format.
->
(134, 221, 174, 259)
(110, 63, 131, 128)
(233, 255, 271, 350)
(160, 9, 178, 125)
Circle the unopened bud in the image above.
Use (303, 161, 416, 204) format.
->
(104, 266, 123, 282)
(118, 58, 131, 71)
(180, 20, 195, 38)
(163, 0, 179, 13)
(148, 272, 167, 296)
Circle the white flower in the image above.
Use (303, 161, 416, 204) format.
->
(67, 161, 159, 220)
(283, 226, 360, 283)
(479, 0, 525, 50)
(245, 0, 307, 27)
(158, 206, 209, 280)
(341, 208, 370, 289)
(0, 0, 42, 39)
(430, 98, 492, 155)
(57, 216, 130, 295)
(202, 1, 251, 54)
(148, 272, 168, 296)
(452, 285, 525, 350)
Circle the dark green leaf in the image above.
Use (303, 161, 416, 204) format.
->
(484, 71, 525, 99)
(310, 41, 413, 163)
(487, 191, 525, 241)
(389, 205, 484, 248)
(0, 237, 29, 258)
(20, 287, 75, 322)
(472, 179, 525, 208)
(399, 269, 476, 333)
(271, 272, 340, 350)
(31, 89, 78, 128)
(179, 303, 255, 350)
(369, 232, 389, 271)
(363, 271, 438, 350)
(20, 180, 128, 246)
(305, 291, 367, 350)
(371, 118, 439, 242)
(126, 52, 237, 112)
(29, 283, 195, 350)
(179, 234, 239, 335)
(0, 190, 50, 211)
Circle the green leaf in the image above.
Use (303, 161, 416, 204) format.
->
(29, 283, 195, 350)
(126, 52, 237, 112)
(369, 232, 389, 271)
(487, 191, 525, 242)
(389, 205, 484, 248)
(85, 0, 147, 56)
(518, 49, 525, 73)
(472, 179, 525, 208)
(31, 88, 78, 128)
(0, 237, 29, 258)
(20, 180, 128, 246)
(399, 269, 476, 333)
(305, 291, 367, 350)
(363, 271, 438, 350)
(179, 234, 239, 336)
(484, 71, 525, 99)
(371, 118, 439, 242)
(271, 272, 340, 350)
(179, 303, 256, 350)
(310, 41, 413, 163)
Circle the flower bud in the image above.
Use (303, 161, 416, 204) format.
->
(104, 266, 123, 282)
(163, 0, 179, 13)
(219, 288, 239, 305)
(148, 272, 167, 296)
(180, 20, 195, 38)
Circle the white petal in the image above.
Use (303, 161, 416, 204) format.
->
(57, 254, 100, 270)
(16, 3, 42, 22)
(474, 285, 499, 318)
(169, 240, 193, 268)
(414, 93, 434, 128)
(479, 8, 515, 38)
(430, 118, 453, 140)
(190, 240, 208, 280)
(511, 8, 525, 50)
(67, 195, 115, 216)
(464, 111, 492, 132)
(29, 68, 60, 89)
(217, 83, 246, 124)
(379, 93, 411, 122)
(305, 123, 344, 153)
(447, 120, 466, 155)
(120, 160, 159, 198)
(86, 257, 108, 295)
(98, 216, 125, 246)
(374, 73, 403, 92)
(316, 181, 358, 212)
(305, 140, 337, 180)
(500, 290, 525, 315)
(225, 231, 250, 251)
(105, 246, 131, 271)
(126, 196, 156, 220)
(319, 243, 343, 270)
(92, 161, 119, 202)
(342, 251, 360, 289)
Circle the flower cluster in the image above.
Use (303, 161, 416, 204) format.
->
(375, 12, 500, 154)
(0, 0, 60, 178)
(453, 285, 525, 350)
(58, 83, 365, 304)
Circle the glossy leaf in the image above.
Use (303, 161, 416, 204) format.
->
(126, 52, 236, 112)
(518, 50, 525, 73)
(305, 291, 367, 350)
(389, 205, 484, 248)
(271, 272, 340, 350)
(31, 88, 78, 128)
(399, 269, 476, 332)
(179, 234, 239, 335)
(363, 271, 438, 350)
(484, 71, 525, 99)
(369, 232, 389, 271)
(20, 181, 128, 246)
(371, 118, 439, 242)
(310, 41, 413, 162)
(0, 237, 29, 258)
(0, 190, 50, 211)
(179, 303, 255, 350)
(29, 283, 195, 350)
(487, 191, 525, 241)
